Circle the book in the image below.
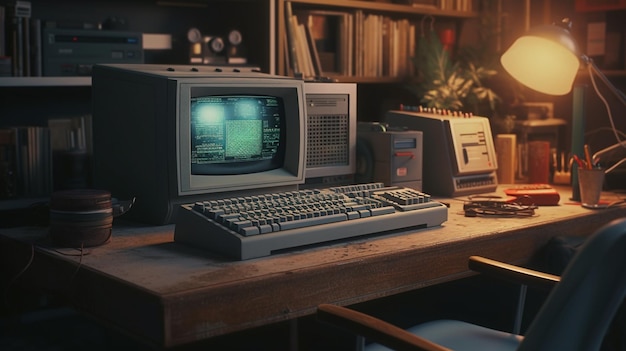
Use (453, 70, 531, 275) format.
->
(5, 125, 52, 197)
(5, 1, 32, 77)
(304, 15, 323, 77)
(8, 15, 24, 76)
(0, 6, 5, 57)
(22, 15, 30, 76)
(29, 17, 41, 76)
(294, 17, 314, 78)
(304, 9, 353, 76)
(284, 1, 302, 77)
(0, 129, 17, 199)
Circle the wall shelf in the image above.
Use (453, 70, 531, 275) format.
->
(287, 0, 478, 18)
(0, 77, 92, 87)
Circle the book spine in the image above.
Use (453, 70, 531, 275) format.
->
(0, 6, 5, 57)
(0, 128, 17, 199)
(22, 16, 30, 76)
(6, 1, 32, 77)
(284, 1, 301, 77)
(29, 17, 41, 76)
(10, 16, 24, 76)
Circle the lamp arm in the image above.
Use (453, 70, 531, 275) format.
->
(586, 57, 626, 174)
(586, 57, 626, 105)
(592, 140, 626, 174)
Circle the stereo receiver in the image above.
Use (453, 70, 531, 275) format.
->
(43, 28, 143, 76)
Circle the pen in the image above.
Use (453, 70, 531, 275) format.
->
(584, 144, 593, 169)
(572, 154, 585, 169)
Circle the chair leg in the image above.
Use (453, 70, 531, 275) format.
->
(513, 284, 528, 335)
(356, 335, 365, 351)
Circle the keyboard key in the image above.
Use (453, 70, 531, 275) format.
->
(279, 213, 347, 230)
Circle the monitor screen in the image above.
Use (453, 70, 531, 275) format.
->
(190, 95, 286, 175)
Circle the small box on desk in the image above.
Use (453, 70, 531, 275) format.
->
(356, 122, 423, 190)
(496, 134, 516, 184)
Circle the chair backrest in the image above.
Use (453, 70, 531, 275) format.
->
(519, 217, 626, 351)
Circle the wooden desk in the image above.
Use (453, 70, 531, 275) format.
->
(1, 186, 625, 348)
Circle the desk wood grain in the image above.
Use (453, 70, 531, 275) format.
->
(1, 186, 625, 347)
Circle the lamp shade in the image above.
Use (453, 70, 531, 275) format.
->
(501, 24, 581, 95)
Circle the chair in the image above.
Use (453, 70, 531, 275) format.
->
(317, 217, 626, 351)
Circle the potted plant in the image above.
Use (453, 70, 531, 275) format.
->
(407, 29, 501, 116)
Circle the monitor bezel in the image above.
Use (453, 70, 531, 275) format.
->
(177, 79, 306, 196)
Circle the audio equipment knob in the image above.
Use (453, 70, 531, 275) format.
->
(187, 27, 202, 43)
(208, 36, 225, 53)
(228, 29, 243, 46)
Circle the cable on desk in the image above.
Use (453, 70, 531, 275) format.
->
(47, 245, 91, 258)
(3, 243, 34, 310)
(463, 198, 537, 217)
(2, 239, 90, 311)
(44, 243, 89, 291)
(70, 243, 85, 284)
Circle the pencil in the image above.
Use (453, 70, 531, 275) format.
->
(584, 144, 593, 169)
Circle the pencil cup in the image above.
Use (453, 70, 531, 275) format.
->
(577, 168, 605, 209)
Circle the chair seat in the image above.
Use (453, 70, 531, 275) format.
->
(366, 320, 523, 351)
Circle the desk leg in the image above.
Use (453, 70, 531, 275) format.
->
(289, 318, 299, 351)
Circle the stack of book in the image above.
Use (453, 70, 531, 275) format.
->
(353, 11, 415, 77)
(0, 0, 42, 77)
(0, 126, 51, 199)
(284, 1, 417, 79)
(0, 115, 91, 199)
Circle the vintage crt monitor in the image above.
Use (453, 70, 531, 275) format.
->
(385, 109, 498, 196)
(92, 64, 306, 225)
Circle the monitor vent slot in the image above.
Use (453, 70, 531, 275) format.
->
(307, 98, 339, 107)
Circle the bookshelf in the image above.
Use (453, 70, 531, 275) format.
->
(0, 0, 275, 204)
(277, 0, 479, 83)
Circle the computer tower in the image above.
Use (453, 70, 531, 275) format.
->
(303, 82, 357, 186)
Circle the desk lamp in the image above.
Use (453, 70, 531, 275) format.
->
(500, 18, 626, 200)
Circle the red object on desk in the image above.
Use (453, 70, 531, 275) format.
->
(504, 184, 561, 206)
